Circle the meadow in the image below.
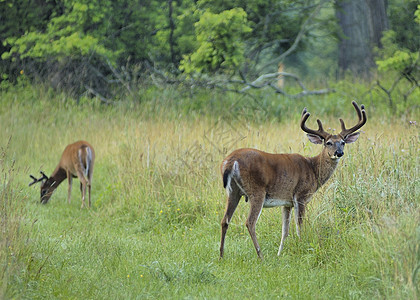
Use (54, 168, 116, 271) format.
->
(0, 84, 419, 299)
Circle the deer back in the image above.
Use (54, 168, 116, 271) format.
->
(58, 141, 95, 177)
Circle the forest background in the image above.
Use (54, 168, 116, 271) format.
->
(0, 0, 419, 298)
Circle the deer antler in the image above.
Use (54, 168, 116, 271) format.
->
(29, 171, 48, 186)
(339, 101, 367, 138)
(300, 107, 330, 140)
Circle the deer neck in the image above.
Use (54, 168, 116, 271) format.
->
(310, 149, 340, 188)
(49, 166, 67, 189)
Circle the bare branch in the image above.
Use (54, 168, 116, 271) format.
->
(233, 71, 334, 98)
(144, 63, 334, 99)
(403, 82, 420, 101)
(106, 59, 133, 95)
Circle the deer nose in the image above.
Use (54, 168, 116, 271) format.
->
(335, 150, 344, 157)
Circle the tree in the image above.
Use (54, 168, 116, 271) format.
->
(335, 0, 389, 78)
(373, 4, 420, 106)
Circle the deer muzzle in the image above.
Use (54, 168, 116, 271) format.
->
(335, 149, 344, 158)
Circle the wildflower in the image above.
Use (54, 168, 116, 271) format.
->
(127, 274, 130, 278)
(20, 70, 24, 75)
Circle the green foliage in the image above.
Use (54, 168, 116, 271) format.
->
(0, 0, 196, 68)
(1, 0, 332, 79)
(416, 4, 420, 22)
(180, 8, 252, 74)
(375, 5, 420, 73)
(195, 0, 329, 74)
(0, 0, 56, 44)
(387, 0, 420, 52)
(376, 1, 420, 73)
(2, 1, 114, 62)
(153, 1, 197, 65)
(375, 31, 419, 72)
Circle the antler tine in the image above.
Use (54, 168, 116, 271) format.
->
(29, 175, 41, 186)
(28, 171, 48, 187)
(339, 101, 367, 138)
(40, 171, 48, 180)
(29, 175, 37, 186)
(300, 108, 329, 140)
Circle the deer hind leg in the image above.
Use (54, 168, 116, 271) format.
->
(220, 187, 241, 258)
(278, 206, 292, 256)
(246, 191, 265, 259)
(86, 149, 94, 208)
(81, 174, 92, 208)
(78, 180, 91, 208)
(87, 166, 93, 208)
(87, 182, 91, 208)
(76, 170, 88, 209)
(77, 147, 93, 208)
(67, 171, 73, 204)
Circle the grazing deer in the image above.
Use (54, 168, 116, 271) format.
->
(220, 101, 366, 258)
(29, 141, 95, 208)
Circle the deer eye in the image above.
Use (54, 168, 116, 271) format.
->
(326, 141, 332, 146)
(341, 141, 345, 146)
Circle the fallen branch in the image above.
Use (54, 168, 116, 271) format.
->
(233, 71, 335, 98)
(145, 64, 334, 99)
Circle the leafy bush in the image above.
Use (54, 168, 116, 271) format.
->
(180, 8, 252, 74)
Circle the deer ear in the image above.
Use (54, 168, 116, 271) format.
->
(344, 132, 360, 144)
(307, 134, 323, 144)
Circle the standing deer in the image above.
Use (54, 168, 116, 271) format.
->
(29, 141, 95, 208)
(220, 101, 366, 258)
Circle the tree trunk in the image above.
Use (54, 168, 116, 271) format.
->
(336, 0, 388, 79)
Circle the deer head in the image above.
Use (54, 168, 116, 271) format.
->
(29, 171, 56, 204)
(301, 101, 367, 160)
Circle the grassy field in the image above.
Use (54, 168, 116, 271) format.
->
(0, 85, 419, 299)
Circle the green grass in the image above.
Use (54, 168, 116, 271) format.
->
(0, 84, 419, 299)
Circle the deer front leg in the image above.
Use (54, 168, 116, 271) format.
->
(278, 206, 292, 256)
(67, 172, 73, 204)
(246, 192, 265, 259)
